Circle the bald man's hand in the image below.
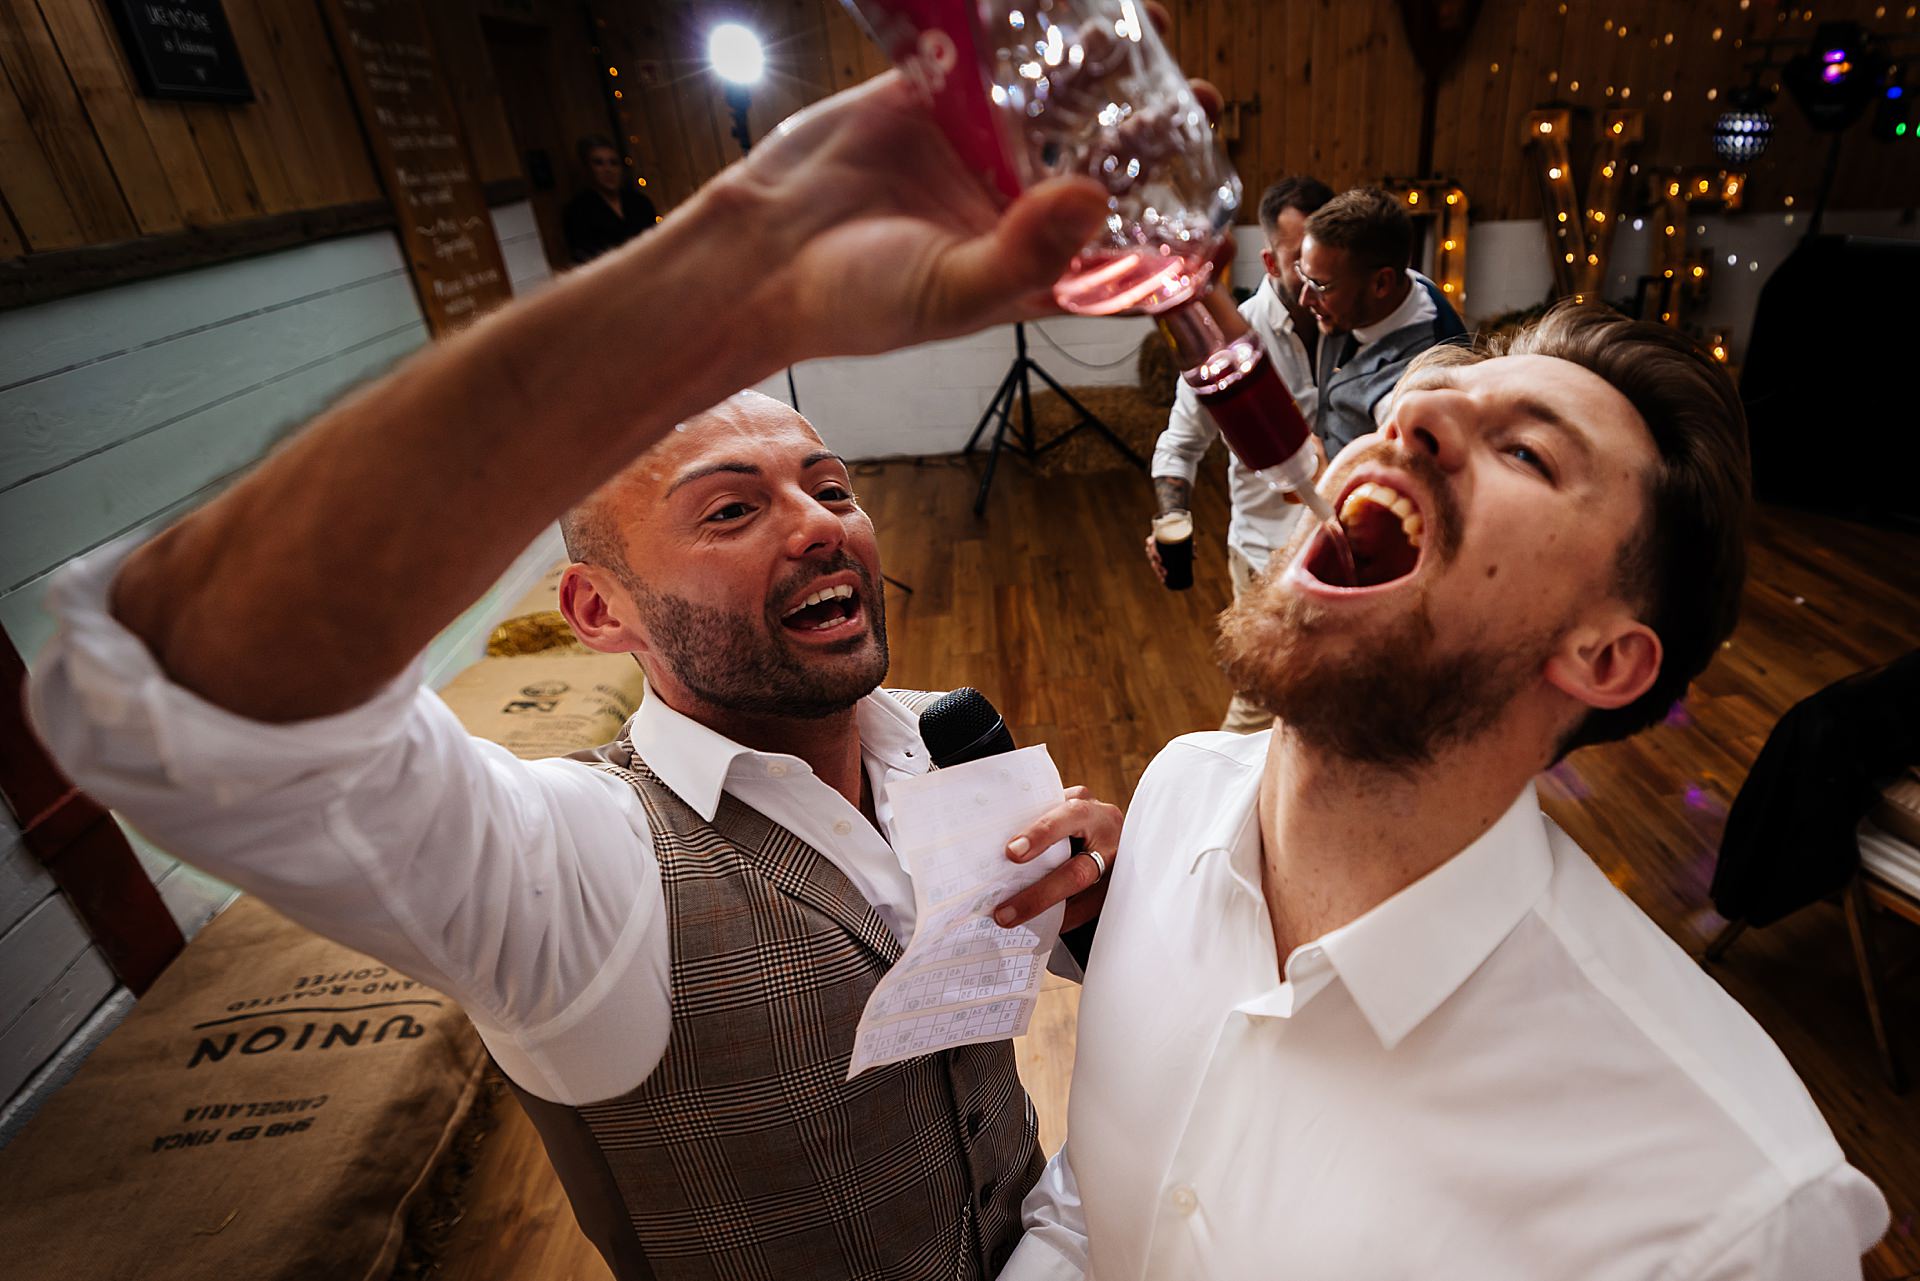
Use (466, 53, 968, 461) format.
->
(719, 73, 1110, 361)
(104, 53, 1224, 723)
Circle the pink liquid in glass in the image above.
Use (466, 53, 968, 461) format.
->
(1054, 246, 1216, 316)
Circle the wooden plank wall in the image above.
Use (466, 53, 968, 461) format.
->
(0, 200, 553, 1135)
(0, 0, 382, 259)
(604, 0, 1920, 220)
(0, 224, 431, 1124)
(4, 1, 1914, 267)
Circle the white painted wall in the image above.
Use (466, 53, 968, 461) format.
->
(749, 311, 1160, 460)
(1458, 208, 1920, 338)
(0, 203, 554, 1145)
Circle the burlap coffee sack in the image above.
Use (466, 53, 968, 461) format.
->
(0, 897, 484, 1281)
(504, 560, 569, 622)
(437, 649, 646, 759)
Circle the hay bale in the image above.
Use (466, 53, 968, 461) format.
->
(486, 610, 584, 657)
(1135, 330, 1179, 410)
(1023, 382, 1169, 478)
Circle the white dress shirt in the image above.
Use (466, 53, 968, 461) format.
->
(1353, 268, 1440, 428)
(1006, 730, 1888, 1281)
(27, 535, 945, 1106)
(1150, 277, 1317, 572)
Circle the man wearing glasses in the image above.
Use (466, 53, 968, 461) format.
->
(1296, 187, 1467, 460)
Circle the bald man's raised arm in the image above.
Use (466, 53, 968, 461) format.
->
(103, 74, 1106, 722)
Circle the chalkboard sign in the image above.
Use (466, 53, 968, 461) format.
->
(106, 0, 254, 103)
(320, 0, 513, 336)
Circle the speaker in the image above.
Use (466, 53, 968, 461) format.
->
(1740, 234, 1920, 529)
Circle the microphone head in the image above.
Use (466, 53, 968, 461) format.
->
(918, 687, 1017, 768)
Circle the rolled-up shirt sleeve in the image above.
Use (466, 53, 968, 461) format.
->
(26, 535, 668, 1104)
(1684, 1164, 1887, 1281)
(1149, 379, 1218, 488)
(1003, 1141, 1091, 1279)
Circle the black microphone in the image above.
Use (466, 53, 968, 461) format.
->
(915, 688, 1098, 965)
(918, 687, 1016, 767)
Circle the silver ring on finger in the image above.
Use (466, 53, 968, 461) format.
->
(1080, 848, 1109, 881)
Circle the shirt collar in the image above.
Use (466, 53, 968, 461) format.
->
(1316, 784, 1554, 1050)
(1353, 273, 1434, 348)
(627, 688, 928, 822)
(1252, 276, 1299, 336)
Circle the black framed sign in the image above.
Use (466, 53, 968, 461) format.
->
(105, 0, 254, 103)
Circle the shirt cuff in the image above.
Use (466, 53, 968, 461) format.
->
(1000, 1232, 1087, 1281)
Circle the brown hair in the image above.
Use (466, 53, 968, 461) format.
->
(1257, 175, 1335, 230)
(1405, 302, 1752, 756)
(1303, 187, 1414, 275)
(577, 134, 620, 166)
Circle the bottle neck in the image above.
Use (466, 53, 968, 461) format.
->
(1158, 286, 1250, 372)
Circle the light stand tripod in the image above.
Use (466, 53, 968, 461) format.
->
(963, 322, 1146, 515)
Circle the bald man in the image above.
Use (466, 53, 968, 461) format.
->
(27, 75, 1123, 1281)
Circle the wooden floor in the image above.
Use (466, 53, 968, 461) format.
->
(430, 452, 1920, 1280)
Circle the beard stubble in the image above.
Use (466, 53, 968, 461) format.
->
(1215, 445, 1558, 770)
(630, 553, 890, 720)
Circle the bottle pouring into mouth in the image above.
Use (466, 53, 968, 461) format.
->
(841, 0, 1356, 584)
(1157, 290, 1356, 583)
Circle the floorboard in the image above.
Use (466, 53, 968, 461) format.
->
(429, 452, 1920, 1279)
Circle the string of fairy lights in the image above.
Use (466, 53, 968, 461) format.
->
(573, 2, 1911, 364)
(1492, 2, 1913, 362)
(588, 8, 663, 226)
(1384, 182, 1471, 310)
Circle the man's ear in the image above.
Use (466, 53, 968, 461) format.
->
(1260, 246, 1280, 280)
(557, 564, 648, 657)
(1543, 613, 1663, 712)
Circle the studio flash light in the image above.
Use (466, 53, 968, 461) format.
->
(709, 22, 766, 155)
(708, 22, 766, 86)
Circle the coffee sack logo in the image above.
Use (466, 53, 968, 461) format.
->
(506, 679, 569, 714)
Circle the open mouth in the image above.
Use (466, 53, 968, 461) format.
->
(779, 582, 863, 635)
(1304, 480, 1425, 589)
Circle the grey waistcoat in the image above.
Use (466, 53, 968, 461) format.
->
(507, 699, 1042, 1281)
(1316, 276, 1470, 461)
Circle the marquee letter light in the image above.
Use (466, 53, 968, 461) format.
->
(1648, 166, 1746, 329)
(1386, 180, 1471, 311)
(1522, 107, 1642, 301)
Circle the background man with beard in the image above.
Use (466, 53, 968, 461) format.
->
(26, 74, 1124, 1281)
(1006, 305, 1889, 1280)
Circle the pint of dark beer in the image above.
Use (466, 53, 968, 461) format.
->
(1154, 510, 1195, 591)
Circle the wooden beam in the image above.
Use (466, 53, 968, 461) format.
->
(0, 198, 390, 310)
(0, 630, 182, 995)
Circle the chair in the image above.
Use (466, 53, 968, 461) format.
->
(1707, 772, 1920, 1094)
(1847, 775, 1920, 1092)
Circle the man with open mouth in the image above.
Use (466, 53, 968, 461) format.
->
(1006, 304, 1889, 1280)
(25, 73, 1129, 1281)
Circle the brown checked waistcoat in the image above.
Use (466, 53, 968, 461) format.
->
(508, 694, 1042, 1281)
